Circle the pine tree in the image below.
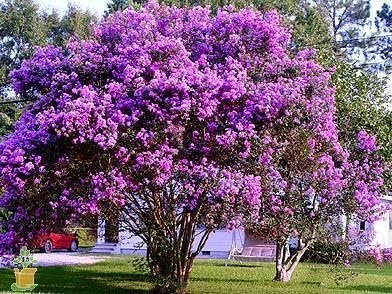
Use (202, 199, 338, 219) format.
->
(311, 0, 371, 58)
(105, 0, 131, 16)
(374, 3, 392, 72)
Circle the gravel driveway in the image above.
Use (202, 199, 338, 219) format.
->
(0, 252, 110, 268)
(34, 252, 110, 267)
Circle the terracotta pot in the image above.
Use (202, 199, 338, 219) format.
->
(14, 268, 37, 287)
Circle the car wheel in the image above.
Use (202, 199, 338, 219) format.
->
(44, 240, 53, 253)
(69, 240, 78, 252)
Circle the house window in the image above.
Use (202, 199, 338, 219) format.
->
(389, 212, 392, 230)
(359, 221, 366, 231)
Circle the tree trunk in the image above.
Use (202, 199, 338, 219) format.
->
(149, 248, 193, 294)
(175, 260, 192, 294)
(274, 266, 292, 282)
(274, 241, 291, 282)
(147, 213, 204, 294)
(274, 239, 311, 283)
(177, 274, 189, 294)
(126, 199, 212, 294)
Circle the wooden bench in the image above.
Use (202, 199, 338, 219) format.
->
(228, 244, 276, 263)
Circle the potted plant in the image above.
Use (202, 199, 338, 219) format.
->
(11, 246, 38, 292)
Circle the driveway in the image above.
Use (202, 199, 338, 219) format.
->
(0, 252, 111, 268)
(33, 252, 110, 267)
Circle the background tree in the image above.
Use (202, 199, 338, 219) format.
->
(105, 0, 130, 16)
(43, 4, 96, 47)
(105, 0, 144, 15)
(0, 103, 20, 137)
(333, 63, 392, 190)
(0, 0, 47, 95)
(0, 0, 46, 144)
(373, 3, 392, 72)
(310, 0, 371, 58)
(0, 0, 96, 140)
(309, 0, 391, 72)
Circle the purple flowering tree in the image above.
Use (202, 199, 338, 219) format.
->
(0, 1, 384, 291)
(0, 3, 267, 292)
(249, 117, 384, 281)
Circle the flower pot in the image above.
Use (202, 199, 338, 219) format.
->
(14, 268, 37, 288)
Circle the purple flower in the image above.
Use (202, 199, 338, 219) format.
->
(357, 130, 378, 153)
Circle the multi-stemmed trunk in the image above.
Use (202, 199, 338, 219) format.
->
(123, 202, 212, 294)
(274, 238, 312, 282)
(146, 219, 211, 293)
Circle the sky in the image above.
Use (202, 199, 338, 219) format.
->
(35, 0, 108, 16)
(35, 0, 391, 18)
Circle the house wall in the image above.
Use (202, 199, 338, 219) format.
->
(371, 211, 392, 249)
(362, 198, 392, 249)
(118, 228, 244, 258)
(99, 199, 392, 255)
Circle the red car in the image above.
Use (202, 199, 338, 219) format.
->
(34, 232, 78, 253)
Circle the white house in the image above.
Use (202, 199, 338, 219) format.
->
(92, 218, 243, 257)
(91, 194, 392, 256)
(362, 194, 392, 248)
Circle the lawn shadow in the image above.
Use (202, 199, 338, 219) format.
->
(192, 276, 260, 283)
(342, 285, 392, 293)
(217, 263, 262, 268)
(301, 281, 324, 286)
(30, 264, 152, 293)
(350, 267, 392, 276)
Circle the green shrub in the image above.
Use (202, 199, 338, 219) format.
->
(303, 241, 351, 264)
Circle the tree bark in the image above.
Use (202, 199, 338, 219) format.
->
(147, 213, 211, 293)
(274, 266, 292, 282)
(274, 241, 292, 282)
(274, 239, 311, 283)
(124, 189, 214, 294)
(149, 241, 194, 294)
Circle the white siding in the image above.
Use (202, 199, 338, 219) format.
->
(372, 211, 392, 248)
(363, 198, 392, 249)
(118, 228, 244, 254)
(192, 229, 244, 253)
(119, 230, 146, 249)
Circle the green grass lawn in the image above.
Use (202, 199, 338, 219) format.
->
(1, 257, 392, 293)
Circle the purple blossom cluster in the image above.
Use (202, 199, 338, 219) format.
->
(357, 130, 378, 153)
(359, 247, 392, 266)
(0, 2, 384, 253)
